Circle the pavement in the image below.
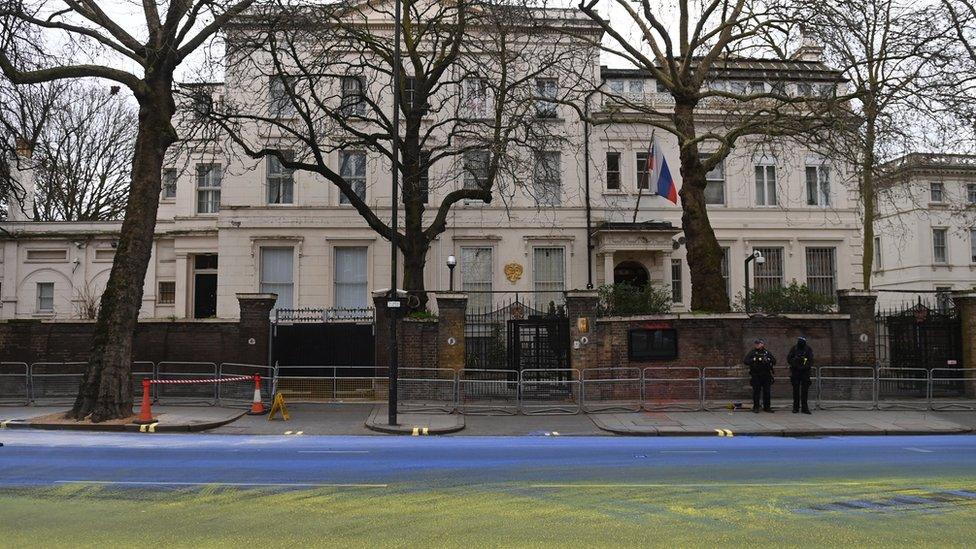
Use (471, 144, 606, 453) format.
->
(0, 405, 244, 432)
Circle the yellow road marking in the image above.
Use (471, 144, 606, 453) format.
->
(284, 430, 293, 435)
(411, 427, 419, 436)
(148, 423, 158, 433)
(715, 429, 734, 437)
(422, 427, 429, 435)
(0, 420, 8, 429)
(714, 429, 724, 436)
(552, 431, 560, 436)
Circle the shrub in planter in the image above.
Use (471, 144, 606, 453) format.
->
(732, 281, 835, 314)
(598, 282, 673, 316)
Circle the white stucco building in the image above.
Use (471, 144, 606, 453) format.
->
(0, 6, 864, 320)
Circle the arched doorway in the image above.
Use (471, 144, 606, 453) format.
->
(614, 261, 649, 288)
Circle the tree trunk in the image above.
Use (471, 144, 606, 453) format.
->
(67, 78, 176, 422)
(674, 102, 730, 312)
(401, 235, 429, 311)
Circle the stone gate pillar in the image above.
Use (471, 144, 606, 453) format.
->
(565, 289, 601, 372)
(951, 291, 976, 397)
(236, 293, 277, 366)
(435, 293, 467, 373)
(837, 290, 878, 368)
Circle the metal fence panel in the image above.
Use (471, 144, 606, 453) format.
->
(519, 369, 580, 415)
(132, 361, 156, 403)
(217, 363, 273, 407)
(702, 366, 753, 410)
(930, 368, 976, 410)
(155, 362, 218, 405)
(30, 362, 87, 404)
(458, 369, 519, 415)
(273, 365, 387, 403)
(581, 367, 641, 413)
(0, 362, 29, 405)
(643, 367, 703, 411)
(818, 367, 876, 410)
(398, 367, 457, 413)
(877, 367, 929, 410)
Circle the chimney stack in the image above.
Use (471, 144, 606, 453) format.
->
(7, 137, 36, 221)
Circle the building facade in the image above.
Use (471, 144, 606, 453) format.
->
(0, 8, 863, 320)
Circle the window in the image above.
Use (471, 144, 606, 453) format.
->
(628, 329, 678, 361)
(817, 83, 835, 97)
(671, 259, 683, 304)
(462, 150, 490, 192)
(720, 246, 731, 298)
(936, 286, 953, 311)
(340, 76, 365, 116)
(971, 229, 976, 263)
(260, 247, 294, 310)
(755, 164, 777, 206)
(770, 81, 786, 95)
(702, 154, 725, 205)
(533, 247, 565, 306)
(533, 151, 561, 206)
(461, 247, 492, 311)
(36, 282, 54, 313)
(655, 80, 668, 93)
(196, 163, 221, 214)
(606, 152, 621, 190)
(267, 153, 294, 204)
(753, 247, 784, 292)
(269, 76, 294, 117)
(930, 182, 945, 203)
(933, 228, 948, 263)
(94, 249, 115, 261)
(968, 184, 976, 204)
(636, 152, 650, 190)
(463, 77, 489, 118)
(334, 247, 368, 309)
(339, 151, 366, 204)
(805, 247, 836, 299)
(805, 164, 830, 206)
(749, 81, 765, 94)
(535, 78, 557, 118)
(874, 236, 883, 271)
(26, 249, 67, 262)
(162, 169, 177, 199)
(191, 90, 213, 119)
(796, 82, 813, 97)
(158, 281, 175, 305)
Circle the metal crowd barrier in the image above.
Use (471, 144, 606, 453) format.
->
(132, 361, 156, 402)
(274, 365, 388, 403)
(457, 369, 519, 415)
(30, 362, 88, 404)
(702, 366, 752, 410)
(818, 367, 876, 410)
(582, 367, 642, 413)
(929, 368, 976, 411)
(642, 367, 702, 411)
(217, 363, 275, 407)
(877, 368, 930, 411)
(519, 369, 581, 415)
(155, 362, 218, 405)
(397, 367, 457, 414)
(0, 362, 30, 405)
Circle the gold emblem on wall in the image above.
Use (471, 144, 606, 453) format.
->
(504, 262, 523, 283)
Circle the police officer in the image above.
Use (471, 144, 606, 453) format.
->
(744, 338, 776, 413)
(787, 336, 814, 414)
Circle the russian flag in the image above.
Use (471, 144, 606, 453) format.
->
(646, 138, 678, 204)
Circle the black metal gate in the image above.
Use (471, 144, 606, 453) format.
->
(465, 296, 570, 374)
(876, 298, 963, 395)
(272, 308, 375, 373)
(509, 318, 571, 373)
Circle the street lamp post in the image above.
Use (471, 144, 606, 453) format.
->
(743, 250, 765, 314)
(447, 255, 457, 292)
(388, 0, 403, 426)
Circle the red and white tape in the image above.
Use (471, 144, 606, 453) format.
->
(149, 375, 255, 385)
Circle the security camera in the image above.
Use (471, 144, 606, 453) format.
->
(110, 240, 119, 249)
(755, 256, 765, 265)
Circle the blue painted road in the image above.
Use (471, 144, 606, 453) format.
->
(1, 431, 975, 488)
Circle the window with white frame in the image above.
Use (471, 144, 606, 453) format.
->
(269, 76, 295, 117)
(671, 259, 683, 303)
(462, 77, 489, 118)
(702, 154, 725, 205)
(36, 282, 54, 313)
(162, 168, 177, 199)
(971, 229, 976, 263)
(339, 151, 366, 204)
(533, 247, 565, 306)
(968, 184, 976, 204)
(535, 78, 558, 118)
(720, 246, 731, 298)
(606, 152, 621, 190)
(462, 150, 489, 193)
(533, 151, 561, 206)
(805, 164, 830, 206)
(196, 163, 221, 214)
(930, 182, 945, 203)
(158, 281, 175, 305)
(805, 247, 836, 299)
(933, 228, 948, 263)
(260, 247, 294, 311)
(874, 236, 882, 271)
(753, 247, 784, 292)
(636, 152, 650, 190)
(334, 247, 368, 309)
(267, 153, 294, 205)
(340, 76, 365, 116)
(755, 164, 777, 206)
(461, 247, 492, 311)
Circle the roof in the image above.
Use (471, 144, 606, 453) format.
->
(880, 153, 976, 179)
(601, 57, 844, 82)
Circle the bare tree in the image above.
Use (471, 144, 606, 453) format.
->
(580, 0, 843, 311)
(0, 0, 255, 421)
(796, 0, 964, 289)
(200, 0, 596, 308)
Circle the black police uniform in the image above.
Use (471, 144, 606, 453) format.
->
(787, 340, 814, 414)
(744, 347, 776, 412)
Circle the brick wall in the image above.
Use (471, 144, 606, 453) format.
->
(398, 318, 439, 370)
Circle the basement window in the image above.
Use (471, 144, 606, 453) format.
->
(628, 328, 678, 361)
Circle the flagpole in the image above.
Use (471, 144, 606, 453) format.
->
(632, 129, 654, 224)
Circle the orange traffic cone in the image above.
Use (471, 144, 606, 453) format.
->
(134, 378, 156, 424)
(248, 374, 267, 415)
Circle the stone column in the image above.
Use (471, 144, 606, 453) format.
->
(565, 289, 601, 372)
(236, 293, 277, 365)
(837, 290, 878, 368)
(435, 293, 468, 374)
(951, 291, 976, 397)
